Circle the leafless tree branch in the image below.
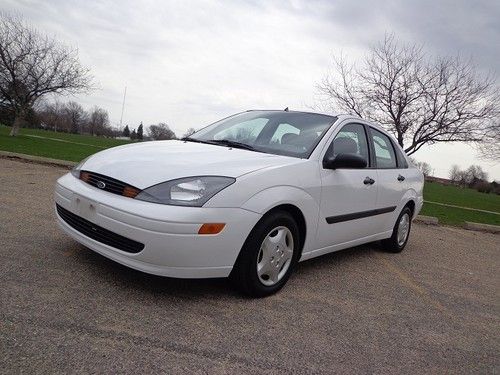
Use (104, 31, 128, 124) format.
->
(315, 34, 499, 156)
(0, 13, 94, 136)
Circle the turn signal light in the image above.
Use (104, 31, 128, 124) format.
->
(80, 171, 91, 182)
(123, 186, 140, 198)
(198, 223, 226, 235)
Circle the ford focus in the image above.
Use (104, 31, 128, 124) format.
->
(55, 110, 424, 297)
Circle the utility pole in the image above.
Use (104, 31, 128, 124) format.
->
(119, 86, 127, 127)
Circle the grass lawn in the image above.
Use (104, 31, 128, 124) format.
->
(422, 181, 500, 227)
(421, 203, 500, 226)
(424, 181, 500, 213)
(0, 125, 132, 162)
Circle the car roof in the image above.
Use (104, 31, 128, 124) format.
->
(245, 109, 337, 119)
(244, 109, 385, 132)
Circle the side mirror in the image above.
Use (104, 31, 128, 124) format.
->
(323, 153, 367, 170)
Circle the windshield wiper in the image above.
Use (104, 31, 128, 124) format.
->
(181, 137, 214, 145)
(182, 137, 258, 152)
(210, 139, 258, 151)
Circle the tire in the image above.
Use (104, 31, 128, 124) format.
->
(231, 210, 300, 297)
(382, 206, 413, 253)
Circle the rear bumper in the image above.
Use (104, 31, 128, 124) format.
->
(414, 195, 424, 218)
(55, 173, 262, 278)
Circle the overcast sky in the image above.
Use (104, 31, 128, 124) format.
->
(3, 0, 500, 179)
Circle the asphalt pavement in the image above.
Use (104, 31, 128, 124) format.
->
(1, 157, 499, 374)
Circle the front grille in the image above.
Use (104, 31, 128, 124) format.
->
(56, 204, 144, 253)
(79, 171, 140, 198)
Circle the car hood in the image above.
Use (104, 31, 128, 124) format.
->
(80, 140, 303, 189)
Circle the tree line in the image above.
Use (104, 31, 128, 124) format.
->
(411, 158, 498, 194)
(0, 95, 188, 141)
(448, 164, 499, 194)
(38, 101, 112, 136)
(39, 101, 181, 140)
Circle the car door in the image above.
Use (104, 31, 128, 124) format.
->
(317, 123, 379, 249)
(368, 127, 408, 234)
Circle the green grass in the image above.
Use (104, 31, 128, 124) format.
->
(421, 203, 500, 226)
(424, 181, 500, 213)
(0, 125, 132, 162)
(422, 181, 500, 227)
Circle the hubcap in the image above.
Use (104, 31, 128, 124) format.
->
(397, 213, 410, 246)
(256, 226, 294, 286)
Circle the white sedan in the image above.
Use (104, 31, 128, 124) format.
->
(55, 110, 424, 296)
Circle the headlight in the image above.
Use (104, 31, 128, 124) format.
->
(135, 176, 235, 206)
(71, 156, 91, 178)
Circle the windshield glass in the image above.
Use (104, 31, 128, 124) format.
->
(190, 111, 336, 158)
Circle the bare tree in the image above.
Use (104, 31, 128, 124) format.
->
(316, 34, 499, 155)
(465, 165, 488, 185)
(0, 13, 93, 136)
(476, 121, 500, 162)
(87, 106, 109, 136)
(182, 127, 196, 138)
(449, 165, 462, 183)
(148, 123, 176, 140)
(410, 158, 432, 177)
(38, 100, 66, 132)
(64, 101, 87, 134)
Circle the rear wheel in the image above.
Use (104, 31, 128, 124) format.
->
(231, 211, 300, 297)
(382, 206, 412, 253)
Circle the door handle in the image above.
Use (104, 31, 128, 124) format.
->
(397, 174, 405, 182)
(363, 177, 375, 185)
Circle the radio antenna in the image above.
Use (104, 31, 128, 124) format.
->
(119, 86, 127, 127)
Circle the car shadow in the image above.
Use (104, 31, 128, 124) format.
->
(296, 242, 379, 274)
(71, 243, 241, 299)
(70, 241, 381, 300)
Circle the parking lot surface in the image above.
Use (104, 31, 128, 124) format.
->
(1, 158, 499, 374)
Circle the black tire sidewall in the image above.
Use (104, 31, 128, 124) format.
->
(388, 207, 412, 252)
(234, 211, 300, 297)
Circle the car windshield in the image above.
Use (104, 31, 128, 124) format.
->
(188, 111, 336, 158)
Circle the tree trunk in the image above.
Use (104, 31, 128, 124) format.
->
(9, 110, 26, 137)
(397, 132, 404, 148)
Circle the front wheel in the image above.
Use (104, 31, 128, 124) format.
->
(382, 206, 412, 253)
(231, 211, 300, 297)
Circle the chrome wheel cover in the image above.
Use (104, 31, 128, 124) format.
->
(397, 213, 410, 246)
(256, 226, 294, 286)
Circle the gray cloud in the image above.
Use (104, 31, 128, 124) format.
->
(2, 0, 499, 178)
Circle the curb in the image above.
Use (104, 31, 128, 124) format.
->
(464, 221, 500, 234)
(0, 151, 76, 169)
(414, 215, 439, 225)
(425, 200, 500, 216)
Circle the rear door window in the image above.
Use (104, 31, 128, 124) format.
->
(370, 128, 397, 169)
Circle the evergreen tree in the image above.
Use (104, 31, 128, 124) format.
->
(137, 122, 143, 140)
(130, 128, 137, 139)
(123, 125, 130, 137)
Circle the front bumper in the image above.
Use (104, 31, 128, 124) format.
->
(55, 173, 262, 278)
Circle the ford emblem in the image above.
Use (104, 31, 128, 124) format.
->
(96, 181, 106, 189)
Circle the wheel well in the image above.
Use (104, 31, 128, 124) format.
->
(264, 204, 306, 254)
(405, 200, 416, 217)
